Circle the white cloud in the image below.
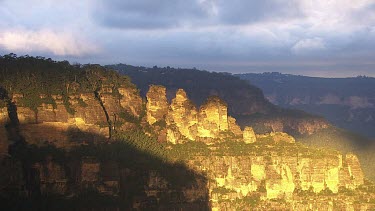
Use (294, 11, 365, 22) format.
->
(0, 29, 99, 56)
(298, 0, 375, 32)
(291, 37, 326, 54)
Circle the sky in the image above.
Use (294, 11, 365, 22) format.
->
(0, 0, 375, 77)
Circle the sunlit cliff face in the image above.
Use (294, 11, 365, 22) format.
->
(0, 64, 369, 210)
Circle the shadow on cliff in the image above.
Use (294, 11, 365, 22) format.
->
(0, 86, 24, 145)
(0, 90, 211, 210)
(1, 126, 211, 211)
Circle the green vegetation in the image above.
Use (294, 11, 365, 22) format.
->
(62, 95, 75, 115)
(152, 119, 166, 128)
(106, 63, 275, 116)
(211, 187, 236, 194)
(167, 141, 211, 159)
(294, 186, 315, 196)
(0, 54, 135, 112)
(238, 194, 261, 206)
(318, 187, 335, 196)
(338, 186, 356, 196)
(77, 98, 88, 107)
(295, 126, 375, 181)
(238, 72, 375, 139)
(257, 180, 267, 193)
(117, 110, 139, 124)
(0, 101, 6, 108)
(113, 130, 168, 163)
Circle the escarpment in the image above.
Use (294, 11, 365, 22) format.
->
(1, 83, 368, 198)
(2, 85, 142, 148)
(0, 56, 373, 210)
(150, 87, 246, 144)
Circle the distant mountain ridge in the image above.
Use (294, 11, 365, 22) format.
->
(106, 64, 274, 116)
(237, 72, 375, 139)
(107, 64, 329, 136)
(108, 65, 375, 180)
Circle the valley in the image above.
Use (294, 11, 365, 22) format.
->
(1, 55, 375, 210)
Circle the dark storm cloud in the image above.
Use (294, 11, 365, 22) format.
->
(94, 0, 302, 29)
(95, 0, 211, 29)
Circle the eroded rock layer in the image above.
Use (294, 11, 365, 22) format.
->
(146, 85, 168, 125)
(166, 89, 198, 144)
(0, 78, 370, 210)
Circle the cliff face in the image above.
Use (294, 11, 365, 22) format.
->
(142, 86, 365, 195)
(109, 65, 332, 136)
(243, 126, 256, 143)
(186, 154, 361, 199)
(166, 89, 198, 143)
(198, 96, 229, 139)
(118, 86, 143, 117)
(1, 143, 365, 210)
(2, 84, 142, 148)
(148, 86, 248, 144)
(142, 86, 367, 206)
(0, 105, 9, 153)
(238, 72, 375, 139)
(0, 74, 370, 209)
(265, 118, 329, 135)
(146, 85, 168, 125)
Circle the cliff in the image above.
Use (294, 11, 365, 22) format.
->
(189, 152, 362, 199)
(0, 104, 9, 154)
(108, 64, 330, 136)
(0, 56, 373, 210)
(146, 85, 168, 125)
(197, 96, 229, 139)
(0, 140, 369, 210)
(1, 77, 142, 148)
(166, 89, 198, 143)
(237, 72, 375, 139)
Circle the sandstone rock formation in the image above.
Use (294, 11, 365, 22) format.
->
(198, 96, 228, 139)
(228, 116, 243, 138)
(166, 89, 198, 144)
(0, 81, 143, 147)
(146, 87, 260, 144)
(1, 85, 370, 210)
(243, 126, 256, 143)
(34, 156, 68, 195)
(118, 86, 143, 117)
(261, 118, 329, 135)
(342, 153, 364, 188)
(1, 57, 372, 210)
(256, 132, 296, 144)
(146, 85, 168, 125)
(144, 86, 321, 146)
(187, 152, 364, 202)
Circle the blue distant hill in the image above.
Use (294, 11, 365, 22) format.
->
(237, 72, 375, 138)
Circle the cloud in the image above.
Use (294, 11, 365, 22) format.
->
(94, 0, 211, 29)
(291, 38, 326, 54)
(0, 0, 374, 77)
(297, 0, 375, 33)
(0, 29, 99, 56)
(94, 0, 302, 29)
(214, 0, 301, 25)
